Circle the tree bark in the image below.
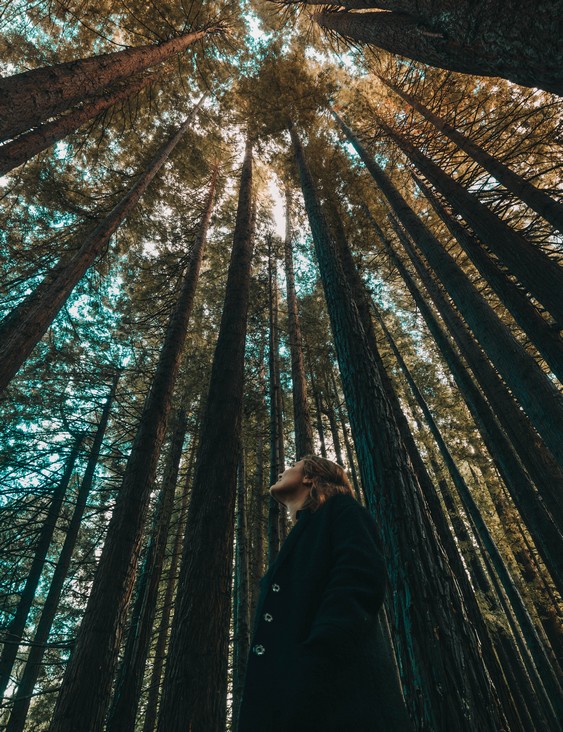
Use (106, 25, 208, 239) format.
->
(5, 375, 119, 732)
(332, 112, 563, 466)
(378, 74, 563, 232)
(156, 138, 255, 732)
(49, 166, 216, 732)
(412, 174, 563, 381)
(376, 114, 563, 324)
(105, 408, 188, 732)
(0, 115, 192, 394)
(283, 188, 315, 457)
(0, 27, 218, 142)
(290, 121, 507, 731)
(313, 8, 563, 95)
(0, 74, 155, 175)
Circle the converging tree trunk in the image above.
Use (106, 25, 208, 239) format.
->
(6, 374, 119, 732)
(378, 75, 563, 232)
(0, 115, 193, 394)
(0, 74, 155, 175)
(332, 112, 563, 467)
(0, 432, 84, 700)
(156, 138, 255, 732)
(0, 27, 220, 142)
(49, 166, 217, 732)
(290, 122, 507, 731)
(313, 5, 563, 95)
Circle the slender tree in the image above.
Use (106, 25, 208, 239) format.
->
(156, 138, 255, 732)
(290, 121, 506, 731)
(49, 166, 217, 732)
(283, 188, 315, 457)
(0, 115, 194, 393)
(0, 26, 220, 142)
(5, 373, 119, 732)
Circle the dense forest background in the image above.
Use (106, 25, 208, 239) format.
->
(0, 1, 562, 730)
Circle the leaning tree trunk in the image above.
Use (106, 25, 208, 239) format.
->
(290, 121, 507, 731)
(378, 74, 563, 232)
(377, 216, 563, 596)
(6, 374, 119, 732)
(156, 138, 255, 732)
(313, 8, 563, 95)
(49, 167, 216, 732)
(0, 115, 193, 394)
(105, 408, 188, 732)
(0, 433, 84, 700)
(374, 113, 563, 324)
(412, 174, 563, 381)
(327, 199, 525, 729)
(0, 26, 219, 141)
(284, 187, 315, 457)
(0, 74, 155, 175)
(332, 112, 563, 467)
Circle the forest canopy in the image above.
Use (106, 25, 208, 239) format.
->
(0, 1, 562, 731)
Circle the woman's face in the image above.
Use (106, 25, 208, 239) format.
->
(270, 460, 307, 493)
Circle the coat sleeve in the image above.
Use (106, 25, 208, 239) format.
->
(301, 495, 388, 660)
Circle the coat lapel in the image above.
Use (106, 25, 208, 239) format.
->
(260, 510, 313, 586)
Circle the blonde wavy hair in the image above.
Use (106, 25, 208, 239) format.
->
(300, 455, 355, 513)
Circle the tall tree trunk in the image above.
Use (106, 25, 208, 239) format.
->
(141, 430, 198, 732)
(283, 188, 315, 457)
(49, 166, 216, 732)
(267, 237, 285, 564)
(375, 216, 563, 595)
(290, 122, 507, 731)
(5, 374, 119, 732)
(0, 27, 219, 141)
(0, 432, 84, 700)
(374, 309, 562, 723)
(0, 115, 193, 394)
(378, 74, 563, 233)
(412, 174, 563, 381)
(0, 74, 155, 175)
(327, 199, 525, 728)
(105, 408, 188, 732)
(232, 451, 250, 732)
(313, 9, 563, 95)
(374, 113, 563, 324)
(331, 371, 361, 498)
(332, 112, 563, 466)
(156, 138, 255, 732)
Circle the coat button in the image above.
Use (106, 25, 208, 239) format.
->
(253, 644, 265, 655)
(272, 583, 280, 592)
(264, 613, 273, 622)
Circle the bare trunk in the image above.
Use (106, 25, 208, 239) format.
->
(0, 28, 216, 141)
(156, 139, 254, 732)
(0, 116, 192, 393)
(0, 74, 154, 175)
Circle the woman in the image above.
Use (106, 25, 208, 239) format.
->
(237, 455, 412, 732)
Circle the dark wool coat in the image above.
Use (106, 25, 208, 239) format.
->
(238, 493, 412, 732)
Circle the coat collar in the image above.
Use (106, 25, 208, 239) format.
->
(261, 509, 313, 584)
